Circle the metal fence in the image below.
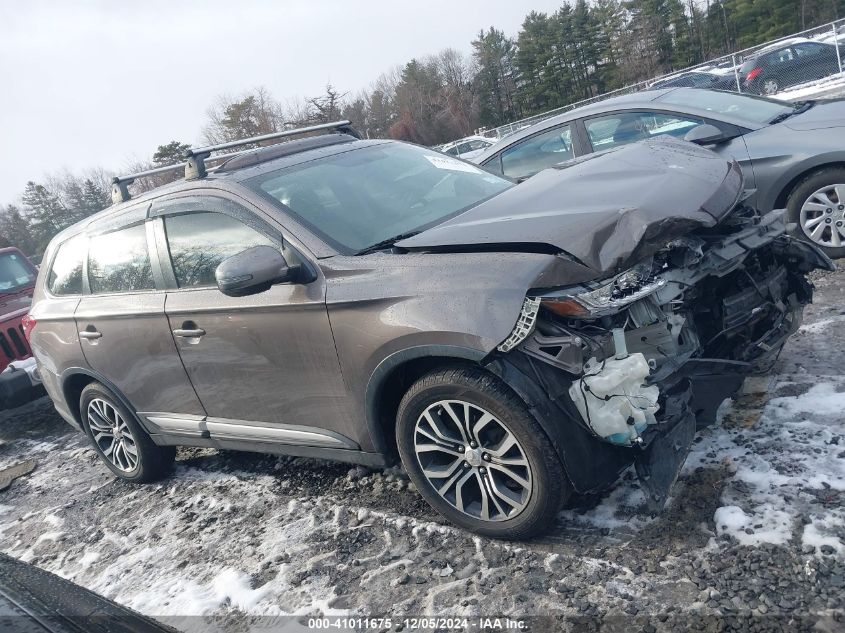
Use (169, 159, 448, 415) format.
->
(485, 18, 845, 140)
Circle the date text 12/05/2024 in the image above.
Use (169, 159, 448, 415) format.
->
(307, 617, 527, 630)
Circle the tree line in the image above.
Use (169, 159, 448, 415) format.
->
(3, 0, 843, 256)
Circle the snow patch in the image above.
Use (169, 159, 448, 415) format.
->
(698, 379, 845, 548)
(798, 315, 845, 334)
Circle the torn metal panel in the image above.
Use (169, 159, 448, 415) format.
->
(634, 387, 696, 510)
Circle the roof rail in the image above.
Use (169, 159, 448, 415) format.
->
(110, 120, 357, 205)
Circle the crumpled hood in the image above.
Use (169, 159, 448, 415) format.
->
(398, 136, 744, 276)
(784, 98, 845, 131)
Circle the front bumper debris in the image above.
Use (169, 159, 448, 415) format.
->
(501, 208, 832, 507)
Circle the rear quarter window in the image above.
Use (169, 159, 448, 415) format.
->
(88, 224, 154, 294)
(47, 236, 86, 296)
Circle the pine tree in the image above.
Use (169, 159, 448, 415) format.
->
(21, 181, 66, 253)
(0, 205, 37, 255)
(153, 141, 192, 166)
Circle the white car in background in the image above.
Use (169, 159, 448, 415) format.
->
(439, 135, 494, 160)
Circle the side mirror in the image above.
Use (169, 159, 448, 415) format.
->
(215, 246, 296, 297)
(683, 123, 729, 145)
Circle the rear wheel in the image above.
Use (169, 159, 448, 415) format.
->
(80, 383, 175, 482)
(396, 366, 569, 539)
(787, 167, 845, 259)
(761, 78, 780, 95)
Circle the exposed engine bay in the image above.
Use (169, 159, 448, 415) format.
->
(497, 207, 832, 508)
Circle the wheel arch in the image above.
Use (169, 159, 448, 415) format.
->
(60, 368, 137, 428)
(770, 160, 845, 212)
(364, 346, 487, 457)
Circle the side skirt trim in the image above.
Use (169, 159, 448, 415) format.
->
(139, 412, 358, 450)
(147, 432, 387, 468)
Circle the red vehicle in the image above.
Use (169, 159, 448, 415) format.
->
(0, 247, 40, 409)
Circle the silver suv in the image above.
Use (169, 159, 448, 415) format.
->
(26, 123, 830, 539)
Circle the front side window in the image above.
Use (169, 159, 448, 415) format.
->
(47, 236, 86, 295)
(164, 212, 275, 288)
(247, 142, 511, 254)
(585, 112, 704, 151)
(500, 125, 573, 180)
(0, 251, 37, 294)
(88, 224, 154, 294)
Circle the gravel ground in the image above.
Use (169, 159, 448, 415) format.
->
(0, 266, 843, 633)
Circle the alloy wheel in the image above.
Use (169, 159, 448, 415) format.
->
(800, 184, 845, 248)
(87, 398, 139, 473)
(762, 79, 779, 95)
(413, 399, 532, 522)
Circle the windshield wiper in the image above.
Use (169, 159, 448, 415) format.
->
(356, 230, 422, 255)
(769, 100, 814, 124)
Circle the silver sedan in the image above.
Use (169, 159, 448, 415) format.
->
(474, 88, 845, 258)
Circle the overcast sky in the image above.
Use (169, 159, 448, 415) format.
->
(0, 0, 565, 204)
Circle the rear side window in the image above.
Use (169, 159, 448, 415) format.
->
(47, 236, 86, 295)
(164, 212, 275, 288)
(88, 224, 154, 294)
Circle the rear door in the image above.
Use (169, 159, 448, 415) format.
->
(151, 192, 356, 448)
(74, 205, 205, 418)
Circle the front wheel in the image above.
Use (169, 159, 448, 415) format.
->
(80, 383, 175, 482)
(787, 167, 845, 259)
(396, 366, 570, 539)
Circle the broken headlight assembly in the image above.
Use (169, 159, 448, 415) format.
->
(540, 258, 666, 318)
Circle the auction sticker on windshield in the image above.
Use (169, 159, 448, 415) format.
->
(425, 154, 485, 173)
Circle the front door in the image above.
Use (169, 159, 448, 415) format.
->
(75, 208, 206, 418)
(151, 194, 356, 448)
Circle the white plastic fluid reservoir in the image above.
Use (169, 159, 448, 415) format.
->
(568, 353, 659, 445)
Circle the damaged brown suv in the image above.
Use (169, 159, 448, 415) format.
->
(26, 122, 831, 539)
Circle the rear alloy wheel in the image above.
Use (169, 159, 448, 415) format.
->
(762, 78, 780, 95)
(396, 367, 569, 539)
(87, 398, 139, 473)
(80, 383, 175, 482)
(787, 168, 845, 259)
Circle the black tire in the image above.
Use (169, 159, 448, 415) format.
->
(80, 383, 175, 482)
(396, 366, 570, 539)
(786, 166, 845, 260)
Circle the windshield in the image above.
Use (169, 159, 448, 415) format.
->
(246, 142, 513, 254)
(0, 251, 36, 294)
(656, 89, 794, 124)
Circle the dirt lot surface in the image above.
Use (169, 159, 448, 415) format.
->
(0, 266, 843, 633)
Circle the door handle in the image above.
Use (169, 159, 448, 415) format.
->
(173, 328, 206, 338)
(79, 329, 102, 340)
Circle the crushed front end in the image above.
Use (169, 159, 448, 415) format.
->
(493, 208, 832, 508)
